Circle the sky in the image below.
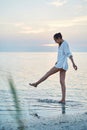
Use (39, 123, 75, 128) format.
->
(0, 0, 87, 52)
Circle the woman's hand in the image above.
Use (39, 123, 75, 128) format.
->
(73, 63, 78, 70)
(69, 56, 77, 70)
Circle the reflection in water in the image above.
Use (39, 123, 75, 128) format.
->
(61, 103, 66, 114)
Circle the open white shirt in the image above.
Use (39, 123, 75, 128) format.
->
(55, 40, 72, 70)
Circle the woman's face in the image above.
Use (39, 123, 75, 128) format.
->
(54, 38, 61, 44)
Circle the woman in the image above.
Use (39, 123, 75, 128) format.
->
(29, 33, 77, 103)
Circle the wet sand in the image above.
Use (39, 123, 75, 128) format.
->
(0, 112, 87, 130)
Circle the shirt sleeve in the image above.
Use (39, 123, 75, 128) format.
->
(63, 42, 72, 57)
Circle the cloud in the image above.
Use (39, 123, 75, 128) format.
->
(18, 16, 87, 34)
(18, 27, 44, 34)
(20, 26, 44, 34)
(0, 22, 44, 34)
(14, 22, 24, 27)
(48, 0, 67, 7)
(47, 15, 87, 28)
(73, 16, 87, 23)
(0, 22, 24, 26)
(0, 15, 87, 35)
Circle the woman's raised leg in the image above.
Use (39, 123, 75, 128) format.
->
(29, 66, 61, 87)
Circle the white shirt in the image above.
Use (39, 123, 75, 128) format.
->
(55, 40, 72, 70)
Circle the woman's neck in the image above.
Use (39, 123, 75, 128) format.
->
(59, 39, 64, 46)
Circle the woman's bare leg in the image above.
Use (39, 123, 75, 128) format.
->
(29, 66, 61, 87)
(59, 69, 66, 103)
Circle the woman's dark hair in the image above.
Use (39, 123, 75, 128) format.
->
(53, 32, 62, 39)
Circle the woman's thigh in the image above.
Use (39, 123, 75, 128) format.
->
(60, 69, 66, 82)
(46, 66, 61, 77)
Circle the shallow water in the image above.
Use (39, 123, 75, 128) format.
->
(0, 52, 87, 122)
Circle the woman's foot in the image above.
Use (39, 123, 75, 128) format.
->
(58, 100, 65, 104)
(29, 83, 38, 87)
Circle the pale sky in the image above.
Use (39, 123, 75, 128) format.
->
(0, 0, 87, 52)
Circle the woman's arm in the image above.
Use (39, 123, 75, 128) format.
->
(63, 42, 77, 70)
(69, 55, 77, 70)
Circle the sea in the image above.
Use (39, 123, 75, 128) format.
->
(0, 52, 87, 126)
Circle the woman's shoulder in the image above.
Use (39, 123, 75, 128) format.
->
(62, 40, 69, 47)
(59, 40, 69, 49)
(63, 40, 68, 45)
